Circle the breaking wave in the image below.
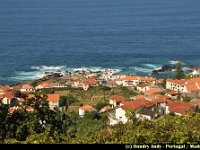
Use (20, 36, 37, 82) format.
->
(7, 66, 123, 82)
(7, 71, 45, 81)
(129, 63, 162, 73)
(169, 60, 185, 65)
(31, 66, 66, 70)
(142, 64, 162, 70)
(72, 66, 122, 73)
(129, 67, 153, 73)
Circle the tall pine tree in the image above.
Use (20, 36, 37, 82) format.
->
(175, 61, 185, 79)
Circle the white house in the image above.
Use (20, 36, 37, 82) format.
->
(79, 104, 96, 117)
(35, 82, 51, 90)
(137, 84, 151, 93)
(109, 107, 132, 126)
(115, 76, 140, 87)
(109, 98, 169, 125)
(166, 79, 186, 92)
(192, 68, 200, 77)
(165, 100, 194, 116)
(109, 95, 127, 108)
(116, 76, 156, 87)
(1, 92, 14, 104)
(47, 94, 60, 110)
(109, 99, 152, 125)
(135, 109, 155, 121)
(20, 84, 35, 93)
(166, 78, 200, 94)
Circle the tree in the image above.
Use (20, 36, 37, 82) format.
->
(15, 90, 22, 98)
(158, 79, 166, 88)
(175, 62, 185, 79)
(84, 111, 101, 120)
(59, 96, 67, 108)
(182, 96, 192, 102)
(59, 95, 78, 111)
(31, 82, 38, 88)
(94, 101, 109, 111)
(16, 124, 29, 141)
(9, 98, 19, 107)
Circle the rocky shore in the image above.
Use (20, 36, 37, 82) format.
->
(151, 65, 199, 76)
(151, 65, 176, 76)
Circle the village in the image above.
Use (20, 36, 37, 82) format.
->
(1, 65, 200, 126)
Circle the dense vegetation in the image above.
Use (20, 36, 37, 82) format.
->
(1, 96, 200, 144)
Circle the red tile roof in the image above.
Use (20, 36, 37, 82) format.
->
(185, 83, 200, 92)
(120, 76, 140, 81)
(119, 76, 155, 82)
(79, 104, 96, 111)
(22, 84, 34, 89)
(28, 94, 35, 99)
(145, 88, 162, 96)
(47, 94, 60, 102)
(157, 79, 164, 83)
(166, 90, 180, 95)
(110, 95, 127, 103)
(122, 99, 152, 110)
(41, 82, 51, 87)
(151, 95, 170, 105)
(18, 98, 25, 102)
(79, 77, 97, 85)
(167, 79, 186, 85)
(169, 106, 192, 114)
(137, 84, 149, 87)
(167, 100, 194, 114)
(4, 92, 14, 99)
(26, 106, 34, 111)
(0, 85, 10, 91)
(140, 77, 156, 82)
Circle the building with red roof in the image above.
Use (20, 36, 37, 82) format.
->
(0, 85, 11, 92)
(109, 96, 170, 125)
(35, 82, 51, 90)
(109, 95, 127, 108)
(26, 106, 34, 112)
(20, 84, 35, 93)
(166, 100, 194, 115)
(144, 88, 163, 96)
(136, 83, 152, 93)
(47, 94, 60, 110)
(79, 104, 96, 117)
(1, 92, 14, 104)
(166, 77, 200, 93)
(71, 77, 98, 91)
(115, 75, 156, 87)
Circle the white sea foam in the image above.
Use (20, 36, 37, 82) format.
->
(31, 65, 66, 70)
(8, 66, 123, 82)
(169, 60, 185, 65)
(72, 67, 122, 73)
(129, 64, 162, 73)
(183, 67, 192, 71)
(129, 67, 152, 73)
(8, 71, 45, 81)
(142, 64, 162, 70)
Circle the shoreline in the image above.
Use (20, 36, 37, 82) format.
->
(0, 64, 196, 86)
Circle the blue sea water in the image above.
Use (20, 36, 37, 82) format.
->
(0, 0, 200, 84)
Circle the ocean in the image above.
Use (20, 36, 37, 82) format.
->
(0, 0, 200, 84)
